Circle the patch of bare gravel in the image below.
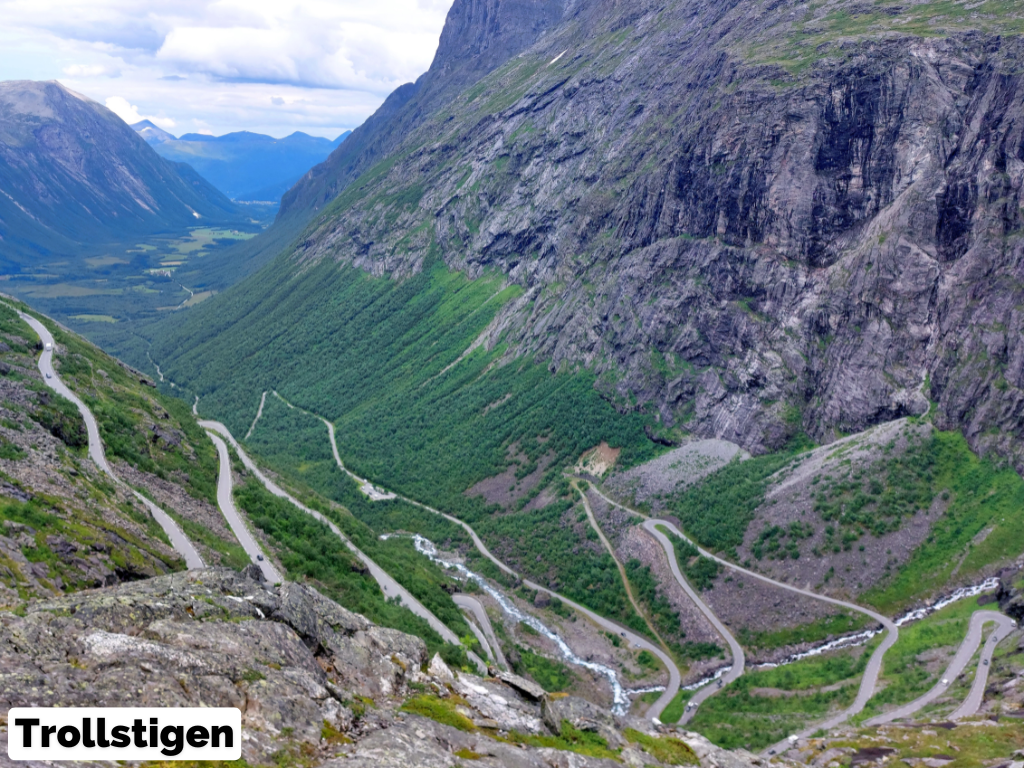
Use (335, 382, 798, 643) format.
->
(466, 443, 554, 509)
(606, 439, 748, 505)
(586, 488, 637, 549)
(699, 570, 848, 663)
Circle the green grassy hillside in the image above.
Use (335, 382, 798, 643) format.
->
(1, 297, 492, 665)
(151, 256, 659, 522)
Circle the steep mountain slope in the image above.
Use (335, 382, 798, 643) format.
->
(277, 0, 567, 223)
(6, 300, 542, 668)
(146, 0, 1024, 467)
(0, 80, 244, 267)
(308, 12, 1024, 465)
(0, 298, 244, 604)
(135, 124, 352, 202)
(155, 0, 1024, 477)
(1, 567, 761, 768)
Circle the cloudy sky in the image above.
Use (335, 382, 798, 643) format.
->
(0, 0, 454, 139)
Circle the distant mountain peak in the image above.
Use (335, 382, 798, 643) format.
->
(133, 124, 351, 202)
(0, 78, 242, 262)
(131, 119, 177, 144)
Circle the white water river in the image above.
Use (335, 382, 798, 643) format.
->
(383, 532, 666, 714)
(687, 577, 1002, 687)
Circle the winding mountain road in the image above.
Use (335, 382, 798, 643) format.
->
(578, 486, 673, 656)
(245, 391, 267, 440)
(644, 522, 746, 724)
(206, 431, 283, 583)
(593, 485, 1012, 743)
(272, 392, 395, 500)
(198, 419, 487, 674)
(585, 485, 899, 744)
(643, 516, 898, 747)
(263, 392, 683, 713)
(948, 613, 1017, 720)
(254, 395, 680, 717)
(863, 611, 1015, 725)
(20, 311, 204, 569)
(296, 411, 682, 717)
(454, 593, 507, 670)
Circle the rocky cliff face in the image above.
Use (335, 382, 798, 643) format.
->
(0, 567, 769, 768)
(270, 0, 1024, 469)
(278, 0, 568, 221)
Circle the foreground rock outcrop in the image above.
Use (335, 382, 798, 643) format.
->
(0, 568, 772, 767)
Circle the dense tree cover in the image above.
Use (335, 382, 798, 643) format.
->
(242, 395, 652, 642)
(234, 478, 469, 667)
(474, 494, 652, 639)
(686, 650, 865, 748)
(661, 453, 796, 556)
(624, 559, 721, 661)
(151, 258, 658, 521)
(239, 395, 477, 643)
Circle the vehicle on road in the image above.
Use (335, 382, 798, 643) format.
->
(45, 372, 52, 379)
(44, 342, 52, 351)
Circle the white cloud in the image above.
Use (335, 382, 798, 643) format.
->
(63, 63, 121, 77)
(104, 96, 176, 129)
(154, 4, 444, 93)
(2, 0, 450, 91)
(0, 0, 454, 138)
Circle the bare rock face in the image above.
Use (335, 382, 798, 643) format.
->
(997, 577, 1024, 623)
(279, 0, 567, 221)
(542, 694, 623, 748)
(326, 715, 622, 768)
(0, 567, 776, 768)
(0, 568, 423, 763)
